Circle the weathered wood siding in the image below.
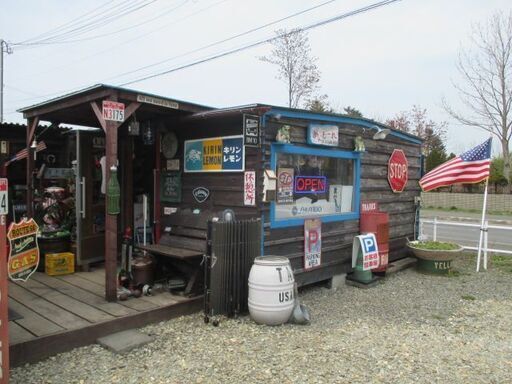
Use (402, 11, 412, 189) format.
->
(261, 116, 422, 286)
(158, 115, 261, 225)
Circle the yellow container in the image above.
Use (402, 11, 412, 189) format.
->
(45, 252, 75, 276)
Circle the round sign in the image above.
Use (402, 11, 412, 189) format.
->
(388, 149, 408, 193)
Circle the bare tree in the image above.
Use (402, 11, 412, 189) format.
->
(260, 29, 320, 108)
(443, 11, 512, 187)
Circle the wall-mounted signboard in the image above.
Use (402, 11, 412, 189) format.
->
(160, 171, 181, 203)
(102, 100, 125, 122)
(243, 114, 260, 147)
(184, 135, 245, 172)
(304, 218, 321, 270)
(307, 124, 339, 146)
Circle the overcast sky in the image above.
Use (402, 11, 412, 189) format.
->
(1, 0, 510, 155)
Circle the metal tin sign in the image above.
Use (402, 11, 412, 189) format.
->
(294, 176, 327, 194)
(388, 149, 408, 193)
(0, 179, 8, 215)
(361, 201, 379, 213)
(184, 135, 245, 172)
(304, 218, 321, 270)
(7, 218, 40, 282)
(352, 234, 380, 271)
(192, 187, 210, 203)
(307, 124, 339, 146)
(244, 171, 256, 206)
(102, 100, 125, 122)
(277, 168, 294, 204)
(243, 114, 260, 147)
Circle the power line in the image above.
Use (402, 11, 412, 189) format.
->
(8, 0, 229, 81)
(103, 0, 340, 82)
(119, 0, 401, 86)
(13, 0, 157, 48)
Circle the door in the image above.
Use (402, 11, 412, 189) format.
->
(75, 130, 105, 267)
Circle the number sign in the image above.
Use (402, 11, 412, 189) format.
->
(102, 100, 125, 122)
(0, 179, 8, 215)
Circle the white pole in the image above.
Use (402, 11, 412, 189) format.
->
(433, 216, 437, 241)
(483, 220, 489, 270)
(142, 194, 147, 246)
(476, 179, 489, 272)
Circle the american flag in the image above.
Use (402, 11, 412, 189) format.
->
(4, 141, 47, 166)
(419, 138, 492, 192)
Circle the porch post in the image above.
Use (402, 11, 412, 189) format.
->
(105, 120, 118, 302)
(26, 116, 39, 218)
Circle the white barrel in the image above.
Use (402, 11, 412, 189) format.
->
(248, 256, 295, 325)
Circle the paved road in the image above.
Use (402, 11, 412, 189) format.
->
(420, 220, 512, 253)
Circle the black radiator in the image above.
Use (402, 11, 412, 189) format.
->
(204, 218, 261, 319)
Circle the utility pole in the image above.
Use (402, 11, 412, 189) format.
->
(0, 39, 13, 123)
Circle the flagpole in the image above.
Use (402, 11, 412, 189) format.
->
(476, 177, 489, 272)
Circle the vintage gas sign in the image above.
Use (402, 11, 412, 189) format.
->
(294, 176, 327, 194)
(304, 218, 321, 270)
(7, 218, 40, 282)
(388, 149, 408, 193)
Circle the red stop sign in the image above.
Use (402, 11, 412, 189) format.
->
(388, 149, 408, 193)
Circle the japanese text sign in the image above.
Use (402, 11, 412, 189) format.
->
(304, 218, 321, 270)
(184, 135, 245, 172)
(102, 100, 125, 122)
(244, 171, 256, 206)
(307, 124, 339, 146)
(7, 218, 40, 282)
(352, 234, 380, 271)
(277, 168, 294, 204)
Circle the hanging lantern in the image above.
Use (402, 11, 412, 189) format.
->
(142, 121, 154, 145)
(107, 165, 121, 215)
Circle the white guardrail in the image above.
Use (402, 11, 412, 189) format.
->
(420, 218, 512, 256)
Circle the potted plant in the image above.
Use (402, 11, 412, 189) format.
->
(407, 240, 464, 275)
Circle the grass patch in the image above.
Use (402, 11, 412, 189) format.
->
(461, 294, 476, 301)
(492, 255, 512, 273)
(409, 241, 460, 250)
(431, 314, 445, 320)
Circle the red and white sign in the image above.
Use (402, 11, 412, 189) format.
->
(352, 234, 380, 271)
(244, 171, 256, 206)
(277, 168, 294, 204)
(0, 179, 8, 215)
(102, 100, 125, 122)
(304, 218, 321, 270)
(388, 149, 408, 193)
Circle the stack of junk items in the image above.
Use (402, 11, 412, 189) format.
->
(203, 218, 309, 326)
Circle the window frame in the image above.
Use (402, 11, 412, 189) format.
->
(270, 143, 361, 228)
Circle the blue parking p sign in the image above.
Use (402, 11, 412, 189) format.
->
(362, 236, 376, 253)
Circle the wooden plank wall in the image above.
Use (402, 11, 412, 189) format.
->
(261, 117, 422, 286)
(159, 115, 260, 225)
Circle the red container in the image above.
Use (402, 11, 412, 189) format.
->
(360, 212, 389, 273)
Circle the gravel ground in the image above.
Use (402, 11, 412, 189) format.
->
(11, 255, 512, 384)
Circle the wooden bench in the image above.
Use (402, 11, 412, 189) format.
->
(136, 210, 216, 295)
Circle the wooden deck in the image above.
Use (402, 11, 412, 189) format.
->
(8, 267, 202, 367)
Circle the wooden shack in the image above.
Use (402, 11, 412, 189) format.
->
(168, 105, 423, 286)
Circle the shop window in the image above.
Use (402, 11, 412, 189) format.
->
(271, 144, 360, 228)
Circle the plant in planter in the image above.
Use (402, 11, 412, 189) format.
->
(407, 240, 464, 275)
